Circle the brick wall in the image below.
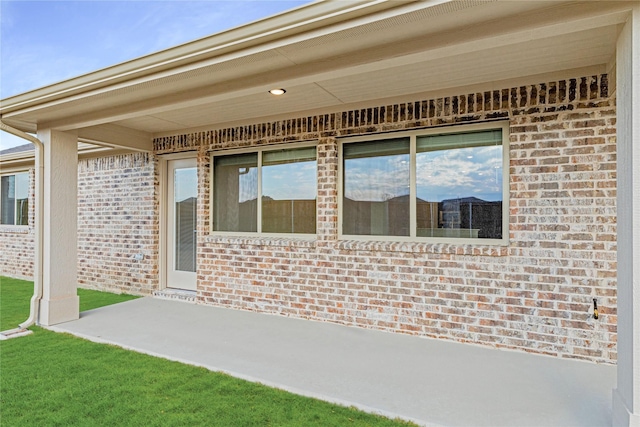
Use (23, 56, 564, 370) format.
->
(156, 74, 617, 363)
(0, 168, 35, 279)
(77, 153, 159, 294)
(1, 153, 159, 295)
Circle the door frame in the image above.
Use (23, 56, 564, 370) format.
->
(159, 152, 198, 291)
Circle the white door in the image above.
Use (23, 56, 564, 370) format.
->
(167, 158, 197, 291)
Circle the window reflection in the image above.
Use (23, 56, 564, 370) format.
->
(1, 172, 29, 226)
(343, 138, 410, 236)
(213, 153, 258, 232)
(262, 147, 316, 234)
(416, 130, 503, 239)
(341, 129, 504, 240)
(213, 147, 317, 234)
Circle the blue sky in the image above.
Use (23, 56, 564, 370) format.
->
(0, 0, 309, 150)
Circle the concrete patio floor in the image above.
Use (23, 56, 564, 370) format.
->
(50, 297, 616, 427)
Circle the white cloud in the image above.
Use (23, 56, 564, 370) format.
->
(416, 145, 502, 201)
(263, 161, 316, 200)
(345, 155, 410, 202)
(343, 146, 503, 203)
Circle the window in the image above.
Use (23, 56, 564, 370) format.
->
(343, 138, 410, 236)
(1, 172, 29, 226)
(341, 123, 507, 243)
(212, 145, 317, 235)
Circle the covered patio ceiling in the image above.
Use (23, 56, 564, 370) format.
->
(0, 0, 633, 151)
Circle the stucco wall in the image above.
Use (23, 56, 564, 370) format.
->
(157, 74, 618, 363)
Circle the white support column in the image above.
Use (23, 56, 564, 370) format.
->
(613, 5, 640, 427)
(37, 129, 79, 326)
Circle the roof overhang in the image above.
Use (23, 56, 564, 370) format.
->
(0, 0, 635, 150)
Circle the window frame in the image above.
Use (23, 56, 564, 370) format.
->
(338, 121, 510, 245)
(210, 141, 318, 238)
(0, 170, 30, 227)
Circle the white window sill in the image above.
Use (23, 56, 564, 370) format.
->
(0, 225, 30, 234)
(337, 239, 508, 256)
(204, 234, 316, 248)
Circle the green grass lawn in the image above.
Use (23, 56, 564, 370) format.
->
(0, 277, 414, 427)
(0, 277, 139, 329)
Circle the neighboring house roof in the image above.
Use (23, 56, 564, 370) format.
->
(0, 144, 34, 156)
(0, 143, 36, 168)
(0, 1, 631, 152)
(0, 140, 130, 168)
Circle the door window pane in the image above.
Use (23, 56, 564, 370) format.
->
(343, 138, 410, 236)
(174, 168, 197, 272)
(213, 153, 258, 232)
(416, 130, 503, 239)
(262, 147, 316, 233)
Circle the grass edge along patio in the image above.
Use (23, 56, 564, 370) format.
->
(0, 276, 415, 427)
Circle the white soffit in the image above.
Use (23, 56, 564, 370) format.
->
(118, 23, 618, 134)
(114, 116, 186, 134)
(317, 26, 618, 105)
(144, 83, 340, 130)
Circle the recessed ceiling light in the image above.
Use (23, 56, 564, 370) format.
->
(269, 88, 286, 95)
